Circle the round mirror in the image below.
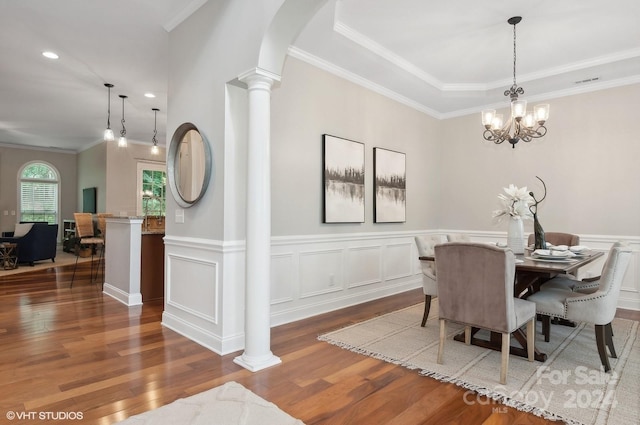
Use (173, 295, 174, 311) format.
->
(167, 122, 212, 208)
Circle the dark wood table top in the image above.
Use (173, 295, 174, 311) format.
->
(419, 249, 604, 276)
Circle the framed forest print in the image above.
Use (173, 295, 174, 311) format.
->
(322, 134, 365, 223)
(373, 147, 406, 223)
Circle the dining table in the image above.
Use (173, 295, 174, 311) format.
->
(419, 247, 604, 361)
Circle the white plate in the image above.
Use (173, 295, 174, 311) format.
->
(526, 256, 577, 263)
(532, 254, 574, 260)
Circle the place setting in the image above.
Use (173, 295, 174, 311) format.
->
(525, 244, 591, 263)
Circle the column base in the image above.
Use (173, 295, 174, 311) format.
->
(233, 352, 282, 372)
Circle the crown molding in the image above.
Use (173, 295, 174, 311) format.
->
(287, 46, 442, 119)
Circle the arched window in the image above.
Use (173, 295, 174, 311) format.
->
(19, 162, 60, 225)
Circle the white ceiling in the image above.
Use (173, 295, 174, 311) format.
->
(1, 0, 639, 152)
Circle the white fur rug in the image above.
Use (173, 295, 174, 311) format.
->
(115, 382, 304, 425)
(319, 302, 639, 425)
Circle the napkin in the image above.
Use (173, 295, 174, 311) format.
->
(570, 245, 588, 253)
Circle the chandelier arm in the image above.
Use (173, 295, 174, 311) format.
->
(483, 129, 505, 144)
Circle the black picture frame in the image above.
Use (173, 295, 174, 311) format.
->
(373, 147, 406, 223)
(322, 134, 365, 223)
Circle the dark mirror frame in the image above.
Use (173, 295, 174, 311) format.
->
(167, 122, 212, 208)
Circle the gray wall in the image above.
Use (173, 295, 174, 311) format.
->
(438, 83, 640, 237)
(271, 57, 441, 236)
(0, 145, 77, 236)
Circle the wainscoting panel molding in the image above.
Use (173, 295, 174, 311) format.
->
(270, 232, 424, 326)
(346, 245, 382, 289)
(162, 236, 245, 356)
(166, 253, 219, 325)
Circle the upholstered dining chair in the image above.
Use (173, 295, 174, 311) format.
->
(543, 241, 626, 294)
(70, 213, 104, 288)
(414, 235, 442, 326)
(527, 232, 579, 248)
(446, 233, 471, 242)
(435, 242, 536, 384)
(526, 242, 632, 372)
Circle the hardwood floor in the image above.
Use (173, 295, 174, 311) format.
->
(1, 262, 638, 425)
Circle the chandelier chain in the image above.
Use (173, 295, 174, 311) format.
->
(512, 21, 517, 87)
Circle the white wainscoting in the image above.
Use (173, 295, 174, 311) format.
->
(270, 232, 424, 326)
(162, 236, 245, 356)
(162, 230, 639, 356)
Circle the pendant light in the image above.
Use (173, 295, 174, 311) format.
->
(151, 108, 160, 155)
(118, 95, 128, 147)
(103, 83, 115, 142)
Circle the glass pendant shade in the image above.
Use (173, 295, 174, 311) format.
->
(511, 99, 527, 119)
(534, 104, 550, 123)
(492, 114, 504, 131)
(118, 136, 128, 147)
(482, 109, 496, 128)
(104, 128, 115, 142)
(523, 113, 536, 128)
(151, 144, 159, 155)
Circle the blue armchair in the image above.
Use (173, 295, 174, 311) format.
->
(0, 223, 58, 266)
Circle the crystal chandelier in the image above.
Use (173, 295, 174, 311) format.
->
(482, 17, 549, 148)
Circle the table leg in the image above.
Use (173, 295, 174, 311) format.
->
(453, 327, 547, 362)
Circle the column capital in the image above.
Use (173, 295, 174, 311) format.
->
(238, 67, 281, 87)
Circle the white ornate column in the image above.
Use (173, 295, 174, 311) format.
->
(234, 68, 282, 372)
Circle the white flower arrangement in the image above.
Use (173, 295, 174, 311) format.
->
(492, 184, 534, 222)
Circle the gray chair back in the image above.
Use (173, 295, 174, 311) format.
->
(435, 242, 517, 333)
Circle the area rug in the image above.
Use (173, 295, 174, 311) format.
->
(319, 302, 639, 425)
(0, 247, 92, 278)
(115, 381, 304, 425)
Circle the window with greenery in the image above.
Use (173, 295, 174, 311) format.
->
(20, 162, 59, 224)
(142, 169, 166, 216)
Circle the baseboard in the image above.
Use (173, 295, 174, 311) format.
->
(162, 311, 244, 356)
(103, 282, 143, 307)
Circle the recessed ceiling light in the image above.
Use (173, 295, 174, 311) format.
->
(42, 51, 59, 59)
(144, 93, 156, 98)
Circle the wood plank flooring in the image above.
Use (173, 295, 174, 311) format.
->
(1, 261, 638, 424)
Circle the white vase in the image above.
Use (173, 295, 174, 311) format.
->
(507, 216, 525, 254)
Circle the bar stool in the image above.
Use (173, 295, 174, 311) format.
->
(70, 213, 104, 288)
